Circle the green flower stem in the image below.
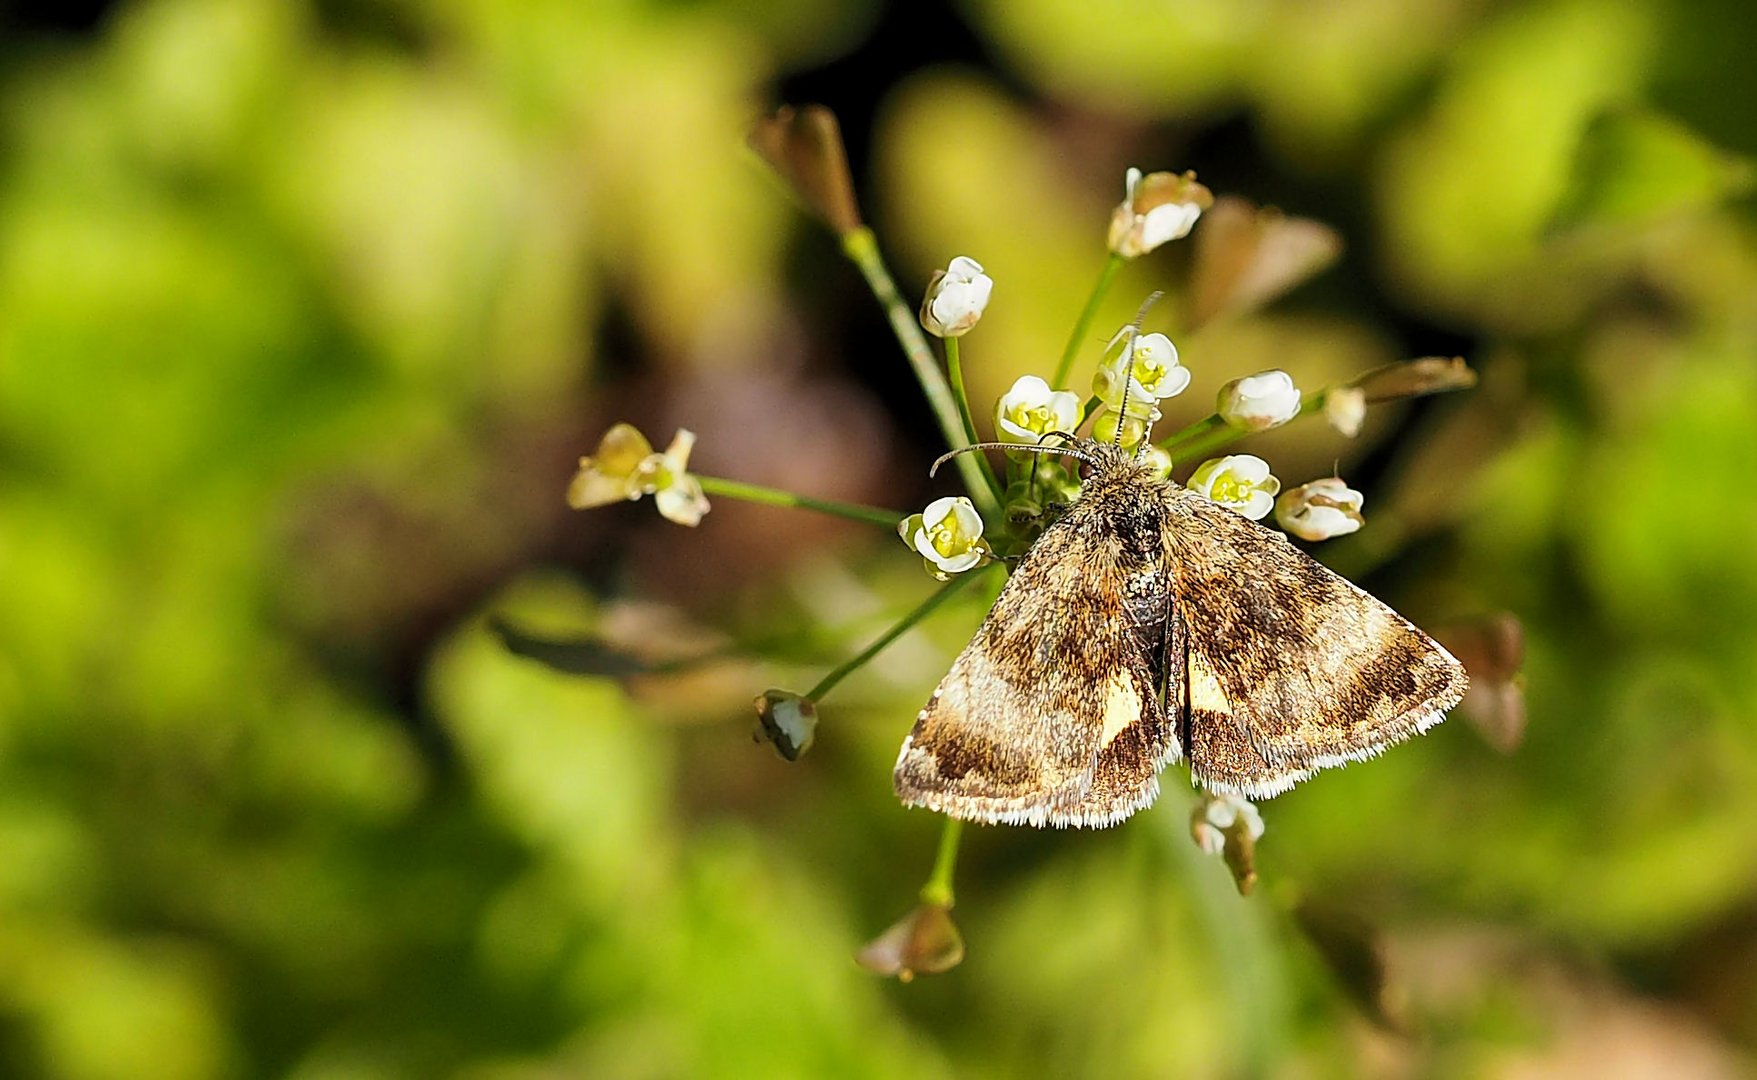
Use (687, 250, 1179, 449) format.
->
(1053, 253, 1126, 389)
(944, 337, 1005, 503)
(1158, 414, 1225, 452)
(840, 227, 998, 519)
(919, 816, 964, 907)
(1164, 396, 1324, 464)
(1081, 395, 1103, 426)
(806, 567, 992, 702)
(695, 474, 902, 529)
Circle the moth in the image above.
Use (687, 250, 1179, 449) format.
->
(893, 437, 1468, 828)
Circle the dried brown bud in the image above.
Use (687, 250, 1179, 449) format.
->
(855, 902, 964, 981)
(1191, 794, 1263, 896)
(1350, 356, 1478, 404)
(1435, 613, 1527, 753)
(752, 689, 818, 761)
(746, 105, 863, 236)
(1188, 196, 1342, 330)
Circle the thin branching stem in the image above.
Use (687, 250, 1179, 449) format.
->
(696, 475, 902, 528)
(806, 567, 993, 702)
(1053, 253, 1125, 389)
(841, 227, 999, 519)
(919, 816, 964, 907)
(944, 337, 1006, 502)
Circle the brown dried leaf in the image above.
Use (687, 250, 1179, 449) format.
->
(747, 105, 862, 236)
(1188, 196, 1342, 330)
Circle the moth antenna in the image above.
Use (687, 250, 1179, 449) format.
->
(1109, 291, 1165, 450)
(930, 440, 1091, 477)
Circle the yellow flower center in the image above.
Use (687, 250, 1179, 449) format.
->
(1130, 350, 1165, 389)
(1207, 472, 1249, 505)
(928, 518, 966, 558)
(1010, 403, 1052, 433)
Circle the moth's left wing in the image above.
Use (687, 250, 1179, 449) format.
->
(894, 513, 1180, 828)
(1167, 489, 1467, 799)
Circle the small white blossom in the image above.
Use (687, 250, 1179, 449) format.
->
(1218, 369, 1302, 431)
(1107, 168, 1213, 258)
(1139, 443, 1174, 482)
(899, 496, 992, 580)
(1094, 329, 1191, 418)
(995, 375, 1081, 446)
(1324, 386, 1366, 438)
(567, 423, 710, 526)
(1276, 477, 1365, 542)
(919, 256, 993, 338)
(1188, 454, 1280, 520)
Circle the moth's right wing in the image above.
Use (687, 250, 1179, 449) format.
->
(893, 516, 1179, 829)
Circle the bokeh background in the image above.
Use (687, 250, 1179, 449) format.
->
(3, 0, 1756, 1076)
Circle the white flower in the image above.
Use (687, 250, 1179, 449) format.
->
(1107, 168, 1213, 259)
(1188, 454, 1280, 520)
(899, 496, 992, 579)
(995, 375, 1081, 446)
(919, 255, 993, 338)
(1276, 477, 1365, 542)
(1093, 329, 1191, 418)
(1323, 386, 1366, 438)
(1191, 793, 1264, 855)
(566, 423, 710, 526)
(1217, 369, 1302, 431)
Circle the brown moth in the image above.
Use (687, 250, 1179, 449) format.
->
(893, 438, 1468, 828)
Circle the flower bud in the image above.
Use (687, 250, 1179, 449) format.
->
(1217, 370, 1302, 431)
(919, 256, 993, 338)
(1092, 407, 1155, 451)
(567, 424, 710, 526)
(856, 902, 964, 981)
(1323, 386, 1367, 438)
(752, 689, 818, 761)
(1093, 329, 1190, 418)
(1187, 455, 1280, 521)
(1108, 168, 1213, 258)
(1138, 443, 1174, 482)
(899, 496, 992, 580)
(1191, 793, 1265, 895)
(1275, 477, 1365, 542)
(995, 375, 1080, 446)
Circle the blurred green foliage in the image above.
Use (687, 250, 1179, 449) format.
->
(1, 0, 1755, 1076)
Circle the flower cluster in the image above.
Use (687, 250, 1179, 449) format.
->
(564, 130, 1480, 979)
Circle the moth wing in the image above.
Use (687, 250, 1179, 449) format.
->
(1168, 489, 1467, 799)
(893, 516, 1177, 828)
